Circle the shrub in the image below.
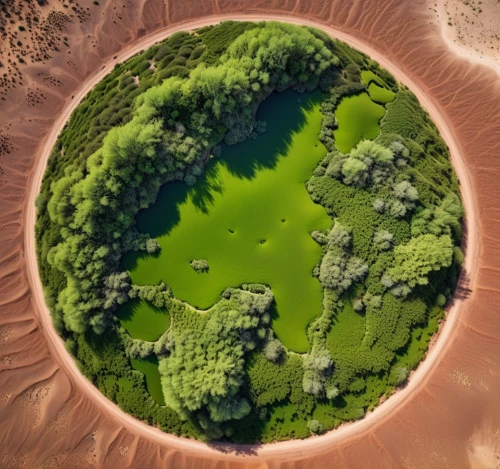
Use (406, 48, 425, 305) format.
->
(319, 249, 368, 294)
(308, 419, 324, 434)
(264, 339, 285, 363)
(190, 259, 209, 273)
(388, 234, 453, 291)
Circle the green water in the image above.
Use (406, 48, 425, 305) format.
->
(123, 90, 331, 352)
(334, 92, 386, 154)
(361, 70, 395, 106)
(361, 70, 386, 87)
(367, 83, 395, 104)
(116, 299, 170, 341)
(131, 356, 165, 405)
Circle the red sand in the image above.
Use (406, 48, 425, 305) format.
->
(1, 1, 500, 468)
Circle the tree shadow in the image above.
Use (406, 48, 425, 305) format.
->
(115, 298, 168, 323)
(218, 89, 320, 182)
(205, 441, 262, 456)
(122, 247, 161, 272)
(128, 89, 323, 245)
(451, 270, 472, 301)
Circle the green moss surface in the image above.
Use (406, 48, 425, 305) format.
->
(334, 93, 385, 153)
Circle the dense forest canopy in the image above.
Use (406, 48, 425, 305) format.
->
(36, 21, 463, 442)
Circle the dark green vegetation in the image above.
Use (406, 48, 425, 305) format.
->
(36, 21, 463, 443)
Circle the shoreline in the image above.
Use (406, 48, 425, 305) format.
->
(23, 13, 479, 461)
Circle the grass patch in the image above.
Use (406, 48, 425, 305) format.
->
(334, 92, 385, 153)
(367, 83, 396, 104)
(131, 356, 165, 405)
(116, 299, 170, 341)
(361, 70, 386, 87)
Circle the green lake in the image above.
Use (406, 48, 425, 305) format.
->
(122, 90, 331, 353)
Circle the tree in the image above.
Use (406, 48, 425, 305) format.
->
(394, 180, 418, 202)
(342, 157, 368, 186)
(373, 198, 385, 213)
(190, 258, 209, 273)
(350, 140, 393, 166)
(103, 272, 131, 309)
(311, 230, 328, 245)
(308, 419, 324, 434)
(146, 238, 160, 254)
(337, 140, 395, 187)
(303, 346, 333, 396)
(327, 222, 351, 249)
(411, 193, 463, 238)
(389, 365, 408, 386)
(319, 249, 368, 294)
(264, 339, 285, 363)
(325, 384, 340, 400)
(373, 230, 394, 251)
(388, 234, 453, 289)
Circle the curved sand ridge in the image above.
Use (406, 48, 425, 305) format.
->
(25, 11, 478, 456)
(1, 1, 500, 467)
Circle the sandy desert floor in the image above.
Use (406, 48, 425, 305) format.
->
(432, 0, 500, 75)
(1, 0, 500, 468)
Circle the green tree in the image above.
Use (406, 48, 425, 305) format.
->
(388, 234, 453, 288)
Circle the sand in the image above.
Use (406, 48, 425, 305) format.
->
(433, 0, 500, 75)
(1, 0, 500, 468)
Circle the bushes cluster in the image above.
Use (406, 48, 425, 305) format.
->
(300, 54, 463, 422)
(128, 282, 172, 308)
(70, 328, 188, 435)
(190, 258, 209, 273)
(316, 222, 368, 295)
(159, 285, 274, 439)
(386, 234, 453, 296)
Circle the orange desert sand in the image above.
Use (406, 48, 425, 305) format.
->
(1, 0, 500, 468)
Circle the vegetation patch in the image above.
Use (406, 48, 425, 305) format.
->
(36, 21, 463, 443)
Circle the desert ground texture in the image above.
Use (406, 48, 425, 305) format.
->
(1, 0, 500, 468)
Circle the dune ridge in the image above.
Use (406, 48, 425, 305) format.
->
(1, 1, 500, 468)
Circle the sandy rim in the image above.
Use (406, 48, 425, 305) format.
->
(23, 13, 479, 460)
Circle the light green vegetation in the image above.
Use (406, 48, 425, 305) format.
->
(116, 299, 170, 341)
(158, 285, 275, 439)
(131, 356, 165, 405)
(333, 93, 385, 153)
(361, 70, 386, 87)
(124, 90, 331, 352)
(361, 69, 395, 104)
(367, 83, 396, 104)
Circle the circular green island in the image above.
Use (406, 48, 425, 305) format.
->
(36, 21, 463, 443)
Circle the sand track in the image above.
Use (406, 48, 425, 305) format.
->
(1, 1, 500, 467)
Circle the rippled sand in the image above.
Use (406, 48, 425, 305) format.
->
(1, 1, 500, 468)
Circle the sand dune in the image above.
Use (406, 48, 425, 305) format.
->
(1, 0, 500, 468)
